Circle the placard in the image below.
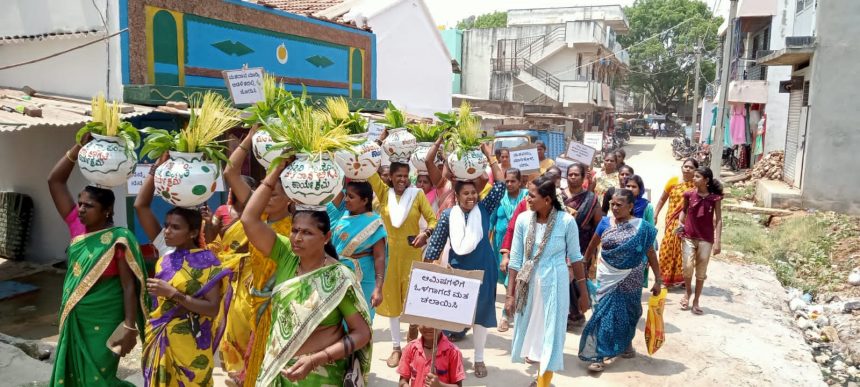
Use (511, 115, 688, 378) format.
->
(127, 164, 225, 195)
(401, 262, 484, 332)
(366, 121, 386, 142)
(583, 132, 603, 151)
(222, 67, 265, 106)
(554, 156, 576, 173)
(565, 140, 597, 165)
(509, 145, 540, 175)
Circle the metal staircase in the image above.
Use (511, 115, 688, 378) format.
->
(492, 27, 566, 103)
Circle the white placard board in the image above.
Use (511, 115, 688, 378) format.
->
(127, 164, 225, 195)
(509, 145, 541, 175)
(401, 262, 484, 331)
(565, 140, 597, 166)
(583, 132, 603, 151)
(222, 67, 265, 106)
(366, 122, 386, 142)
(554, 156, 576, 173)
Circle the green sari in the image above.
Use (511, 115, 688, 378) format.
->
(51, 227, 149, 387)
(256, 237, 372, 386)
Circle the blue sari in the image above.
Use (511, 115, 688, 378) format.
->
(579, 218, 657, 362)
(327, 202, 387, 321)
(490, 188, 528, 285)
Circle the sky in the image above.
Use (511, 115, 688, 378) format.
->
(424, 0, 726, 27)
(425, 0, 637, 27)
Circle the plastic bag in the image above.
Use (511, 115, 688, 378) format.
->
(645, 288, 667, 355)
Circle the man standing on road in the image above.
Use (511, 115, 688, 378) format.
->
(651, 121, 659, 139)
(660, 121, 667, 137)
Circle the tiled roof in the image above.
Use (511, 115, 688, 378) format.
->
(251, 0, 367, 30)
(0, 88, 155, 132)
(0, 29, 104, 45)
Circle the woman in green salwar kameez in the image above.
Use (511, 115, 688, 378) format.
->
(47, 138, 149, 387)
(241, 162, 373, 386)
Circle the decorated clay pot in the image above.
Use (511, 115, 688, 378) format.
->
(410, 142, 439, 174)
(252, 129, 278, 169)
(447, 148, 488, 181)
(154, 152, 219, 208)
(279, 153, 344, 209)
(77, 134, 137, 188)
(381, 128, 417, 164)
(334, 137, 382, 181)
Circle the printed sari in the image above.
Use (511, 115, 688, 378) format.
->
(219, 216, 292, 387)
(142, 249, 232, 387)
(490, 188, 528, 285)
(328, 202, 387, 320)
(659, 177, 696, 287)
(50, 227, 148, 387)
(579, 218, 657, 362)
(257, 264, 372, 386)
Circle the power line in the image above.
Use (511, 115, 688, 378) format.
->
(0, 29, 126, 71)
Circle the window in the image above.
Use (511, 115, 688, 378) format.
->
(796, 0, 814, 14)
(802, 81, 810, 106)
(577, 54, 583, 76)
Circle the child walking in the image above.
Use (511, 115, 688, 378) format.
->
(676, 166, 723, 315)
(398, 325, 466, 387)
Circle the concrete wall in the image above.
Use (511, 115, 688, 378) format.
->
(762, 0, 794, 153)
(461, 25, 557, 99)
(366, 0, 452, 118)
(0, 0, 107, 37)
(441, 29, 463, 94)
(0, 0, 123, 100)
(0, 125, 130, 262)
(800, 0, 860, 214)
(793, 0, 817, 36)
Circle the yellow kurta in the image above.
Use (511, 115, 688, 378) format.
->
(539, 158, 555, 173)
(368, 174, 437, 317)
(215, 216, 292, 387)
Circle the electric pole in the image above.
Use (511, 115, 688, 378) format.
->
(691, 41, 702, 141)
(711, 0, 738, 172)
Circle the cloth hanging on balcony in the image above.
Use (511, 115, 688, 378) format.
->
(729, 103, 747, 145)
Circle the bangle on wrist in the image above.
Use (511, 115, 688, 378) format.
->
(122, 322, 138, 332)
(65, 150, 77, 163)
(238, 144, 250, 153)
(261, 180, 275, 190)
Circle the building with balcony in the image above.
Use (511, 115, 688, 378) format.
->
(754, 0, 860, 214)
(459, 5, 630, 130)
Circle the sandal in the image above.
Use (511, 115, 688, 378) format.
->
(474, 362, 488, 378)
(621, 348, 636, 359)
(692, 306, 704, 315)
(588, 362, 606, 372)
(525, 357, 538, 365)
(680, 296, 690, 310)
(386, 349, 402, 368)
(498, 318, 510, 333)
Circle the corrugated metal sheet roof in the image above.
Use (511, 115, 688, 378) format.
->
(0, 88, 155, 132)
(0, 29, 104, 45)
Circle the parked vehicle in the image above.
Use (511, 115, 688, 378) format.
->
(493, 129, 566, 158)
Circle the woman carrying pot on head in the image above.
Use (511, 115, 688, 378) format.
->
(134, 167, 232, 386)
(490, 167, 528, 332)
(215, 125, 296, 386)
(242, 162, 372, 386)
(370, 141, 438, 368)
(47, 136, 148, 387)
(654, 158, 699, 288)
(561, 162, 603, 328)
(327, 181, 387, 321)
(505, 175, 589, 387)
(423, 143, 505, 378)
(579, 189, 662, 373)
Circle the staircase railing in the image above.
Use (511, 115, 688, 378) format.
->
(491, 58, 560, 93)
(514, 26, 566, 62)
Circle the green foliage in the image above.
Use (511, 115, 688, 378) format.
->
(242, 74, 290, 127)
(378, 102, 406, 129)
(620, 0, 722, 112)
(445, 102, 490, 158)
(407, 122, 446, 142)
(722, 211, 860, 295)
(456, 11, 507, 30)
(76, 121, 141, 158)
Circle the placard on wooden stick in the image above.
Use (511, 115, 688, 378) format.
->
(565, 140, 597, 166)
(400, 262, 484, 332)
(509, 145, 541, 175)
(222, 67, 265, 106)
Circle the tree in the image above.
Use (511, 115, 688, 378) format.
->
(619, 0, 722, 113)
(456, 11, 507, 30)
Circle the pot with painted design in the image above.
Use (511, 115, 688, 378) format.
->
(446, 149, 487, 181)
(279, 153, 344, 209)
(334, 136, 382, 181)
(77, 133, 138, 188)
(153, 152, 219, 208)
(381, 128, 417, 164)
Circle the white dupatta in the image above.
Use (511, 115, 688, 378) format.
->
(449, 204, 483, 255)
(387, 187, 419, 229)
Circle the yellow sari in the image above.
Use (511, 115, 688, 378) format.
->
(217, 215, 292, 387)
(142, 249, 231, 387)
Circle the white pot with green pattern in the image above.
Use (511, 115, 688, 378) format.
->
(77, 134, 137, 188)
(153, 152, 219, 208)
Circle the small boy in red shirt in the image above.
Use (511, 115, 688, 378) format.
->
(398, 325, 466, 387)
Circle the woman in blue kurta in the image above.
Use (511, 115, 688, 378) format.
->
(424, 143, 503, 379)
(506, 175, 589, 387)
(327, 181, 387, 321)
(579, 188, 662, 373)
(489, 168, 528, 332)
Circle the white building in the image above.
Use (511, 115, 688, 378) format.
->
(459, 5, 630, 129)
